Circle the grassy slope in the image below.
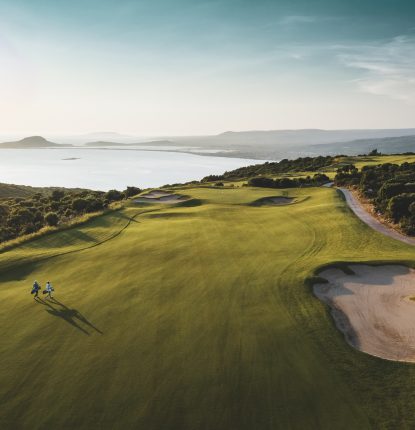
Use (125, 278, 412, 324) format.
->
(0, 186, 414, 429)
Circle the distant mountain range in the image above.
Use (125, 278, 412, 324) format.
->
(302, 135, 415, 156)
(0, 130, 414, 159)
(204, 128, 415, 146)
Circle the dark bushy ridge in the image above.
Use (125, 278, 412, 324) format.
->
(0, 186, 141, 243)
(248, 173, 330, 188)
(201, 155, 335, 182)
(335, 162, 415, 235)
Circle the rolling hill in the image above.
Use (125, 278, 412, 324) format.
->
(0, 183, 90, 199)
(1, 183, 415, 429)
(0, 136, 71, 149)
(303, 134, 415, 156)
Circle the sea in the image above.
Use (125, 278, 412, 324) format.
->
(0, 147, 264, 191)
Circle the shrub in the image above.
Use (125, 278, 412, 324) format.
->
(248, 177, 275, 188)
(105, 189, 124, 202)
(44, 212, 59, 227)
(387, 194, 415, 222)
(51, 190, 65, 201)
(72, 198, 89, 213)
(86, 198, 104, 212)
(378, 183, 405, 200)
(124, 186, 141, 198)
(0, 204, 9, 217)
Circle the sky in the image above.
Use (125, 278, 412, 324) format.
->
(0, 0, 415, 135)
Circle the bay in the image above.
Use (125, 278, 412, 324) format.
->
(0, 148, 264, 191)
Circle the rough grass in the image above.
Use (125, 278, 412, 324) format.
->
(0, 186, 415, 429)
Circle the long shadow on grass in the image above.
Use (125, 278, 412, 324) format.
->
(35, 298, 103, 335)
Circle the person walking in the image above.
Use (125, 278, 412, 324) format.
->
(31, 281, 41, 298)
(44, 281, 54, 300)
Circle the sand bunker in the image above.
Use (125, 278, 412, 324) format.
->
(253, 196, 294, 206)
(134, 191, 187, 204)
(314, 264, 415, 362)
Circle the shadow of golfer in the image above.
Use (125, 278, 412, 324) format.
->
(36, 298, 103, 336)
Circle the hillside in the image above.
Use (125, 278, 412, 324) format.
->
(1, 182, 415, 428)
(171, 129, 415, 160)
(172, 128, 415, 146)
(304, 134, 415, 156)
(0, 136, 71, 149)
(0, 183, 92, 199)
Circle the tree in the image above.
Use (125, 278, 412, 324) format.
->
(387, 194, 415, 222)
(86, 198, 104, 212)
(51, 190, 65, 201)
(378, 183, 405, 200)
(44, 212, 59, 227)
(72, 198, 88, 213)
(13, 208, 34, 224)
(248, 177, 275, 188)
(123, 186, 141, 198)
(105, 189, 124, 202)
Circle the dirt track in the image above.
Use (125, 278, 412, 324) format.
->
(339, 188, 415, 246)
(315, 264, 415, 362)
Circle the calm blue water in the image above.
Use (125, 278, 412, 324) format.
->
(0, 148, 264, 191)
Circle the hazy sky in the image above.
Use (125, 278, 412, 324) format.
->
(1, 0, 415, 135)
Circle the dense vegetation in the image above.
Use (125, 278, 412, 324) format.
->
(248, 173, 330, 188)
(0, 183, 88, 199)
(335, 161, 415, 234)
(0, 186, 141, 243)
(202, 155, 335, 182)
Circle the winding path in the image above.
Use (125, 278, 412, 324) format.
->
(339, 188, 415, 246)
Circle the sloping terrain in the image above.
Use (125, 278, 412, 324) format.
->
(0, 186, 414, 429)
(0, 183, 88, 199)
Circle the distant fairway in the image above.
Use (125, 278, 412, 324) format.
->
(1, 186, 415, 429)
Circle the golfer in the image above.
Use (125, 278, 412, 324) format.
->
(44, 281, 54, 299)
(31, 281, 41, 298)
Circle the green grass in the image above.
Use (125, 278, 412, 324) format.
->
(317, 154, 415, 180)
(1, 185, 415, 429)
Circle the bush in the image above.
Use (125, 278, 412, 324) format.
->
(378, 183, 405, 200)
(51, 190, 65, 201)
(105, 189, 124, 202)
(72, 198, 89, 213)
(0, 204, 9, 217)
(249, 177, 275, 188)
(44, 212, 59, 226)
(387, 194, 415, 222)
(123, 186, 141, 198)
(86, 198, 104, 212)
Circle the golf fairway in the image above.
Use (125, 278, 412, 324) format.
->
(1, 186, 415, 429)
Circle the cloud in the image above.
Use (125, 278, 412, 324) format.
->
(339, 35, 415, 103)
